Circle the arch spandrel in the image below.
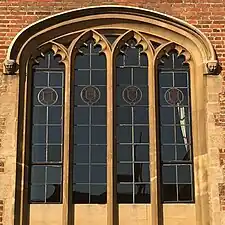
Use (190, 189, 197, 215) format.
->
(3, 5, 219, 75)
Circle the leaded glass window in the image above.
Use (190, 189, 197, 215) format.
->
(116, 38, 150, 203)
(30, 51, 64, 203)
(28, 31, 194, 206)
(158, 50, 194, 202)
(73, 39, 107, 204)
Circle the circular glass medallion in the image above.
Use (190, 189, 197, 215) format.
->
(38, 87, 58, 106)
(122, 85, 142, 105)
(81, 85, 101, 105)
(164, 88, 184, 105)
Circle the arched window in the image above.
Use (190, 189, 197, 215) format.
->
(6, 6, 218, 225)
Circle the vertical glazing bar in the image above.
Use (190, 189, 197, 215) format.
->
(62, 59, 72, 225)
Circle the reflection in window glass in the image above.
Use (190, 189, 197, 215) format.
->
(116, 38, 150, 203)
(30, 51, 64, 203)
(158, 50, 194, 202)
(73, 39, 107, 204)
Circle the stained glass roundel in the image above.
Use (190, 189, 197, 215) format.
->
(80, 85, 101, 105)
(122, 85, 142, 105)
(38, 87, 58, 106)
(164, 87, 184, 105)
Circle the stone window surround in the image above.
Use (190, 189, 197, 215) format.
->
(3, 5, 219, 225)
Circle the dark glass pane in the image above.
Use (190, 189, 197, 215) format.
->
(48, 107, 62, 124)
(162, 184, 177, 202)
(75, 54, 90, 69)
(47, 145, 61, 162)
(30, 185, 45, 202)
(134, 126, 149, 143)
(50, 54, 64, 69)
(162, 165, 176, 183)
(47, 166, 61, 184)
(135, 184, 150, 203)
(178, 184, 192, 201)
(117, 126, 131, 143)
(158, 72, 173, 87)
(95, 86, 106, 105)
(48, 126, 61, 144)
(134, 163, 149, 182)
(117, 145, 132, 162)
(117, 163, 132, 183)
(91, 145, 106, 163)
(74, 107, 89, 124)
(161, 145, 175, 162)
(91, 165, 106, 183)
(134, 107, 148, 124)
(174, 72, 188, 87)
(117, 107, 131, 124)
(160, 54, 173, 69)
(33, 71, 48, 86)
(176, 126, 189, 144)
(31, 166, 45, 183)
(125, 48, 139, 65)
(140, 53, 148, 66)
(92, 70, 106, 85)
(32, 125, 46, 144)
(91, 107, 106, 125)
(159, 88, 169, 106)
(74, 145, 89, 163)
(160, 126, 175, 144)
(35, 55, 48, 68)
(138, 87, 148, 105)
(54, 88, 62, 106)
(75, 87, 86, 105)
(90, 185, 106, 203)
(91, 54, 106, 69)
(73, 184, 89, 203)
(32, 145, 46, 162)
(92, 126, 106, 144)
(92, 45, 102, 54)
(117, 68, 131, 85)
(174, 54, 186, 69)
(75, 70, 89, 85)
(117, 184, 133, 203)
(46, 184, 61, 202)
(133, 68, 148, 85)
(179, 88, 188, 105)
(74, 126, 89, 144)
(134, 145, 149, 161)
(116, 54, 124, 66)
(177, 165, 191, 183)
(49, 72, 63, 87)
(177, 145, 190, 161)
(73, 165, 89, 183)
(33, 106, 46, 124)
(160, 107, 174, 124)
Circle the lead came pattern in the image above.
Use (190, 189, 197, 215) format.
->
(158, 50, 194, 202)
(30, 51, 64, 203)
(73, 39, 107, 204)
(116, 38, 150, 203)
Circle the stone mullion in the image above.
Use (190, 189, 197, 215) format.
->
(150, 59, 163, 225)
(62, 59, 73, 225)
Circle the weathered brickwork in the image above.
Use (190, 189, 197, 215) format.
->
(0, 200, 3, 225)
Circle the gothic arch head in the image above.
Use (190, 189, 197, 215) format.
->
(3, 5, 219, 75)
